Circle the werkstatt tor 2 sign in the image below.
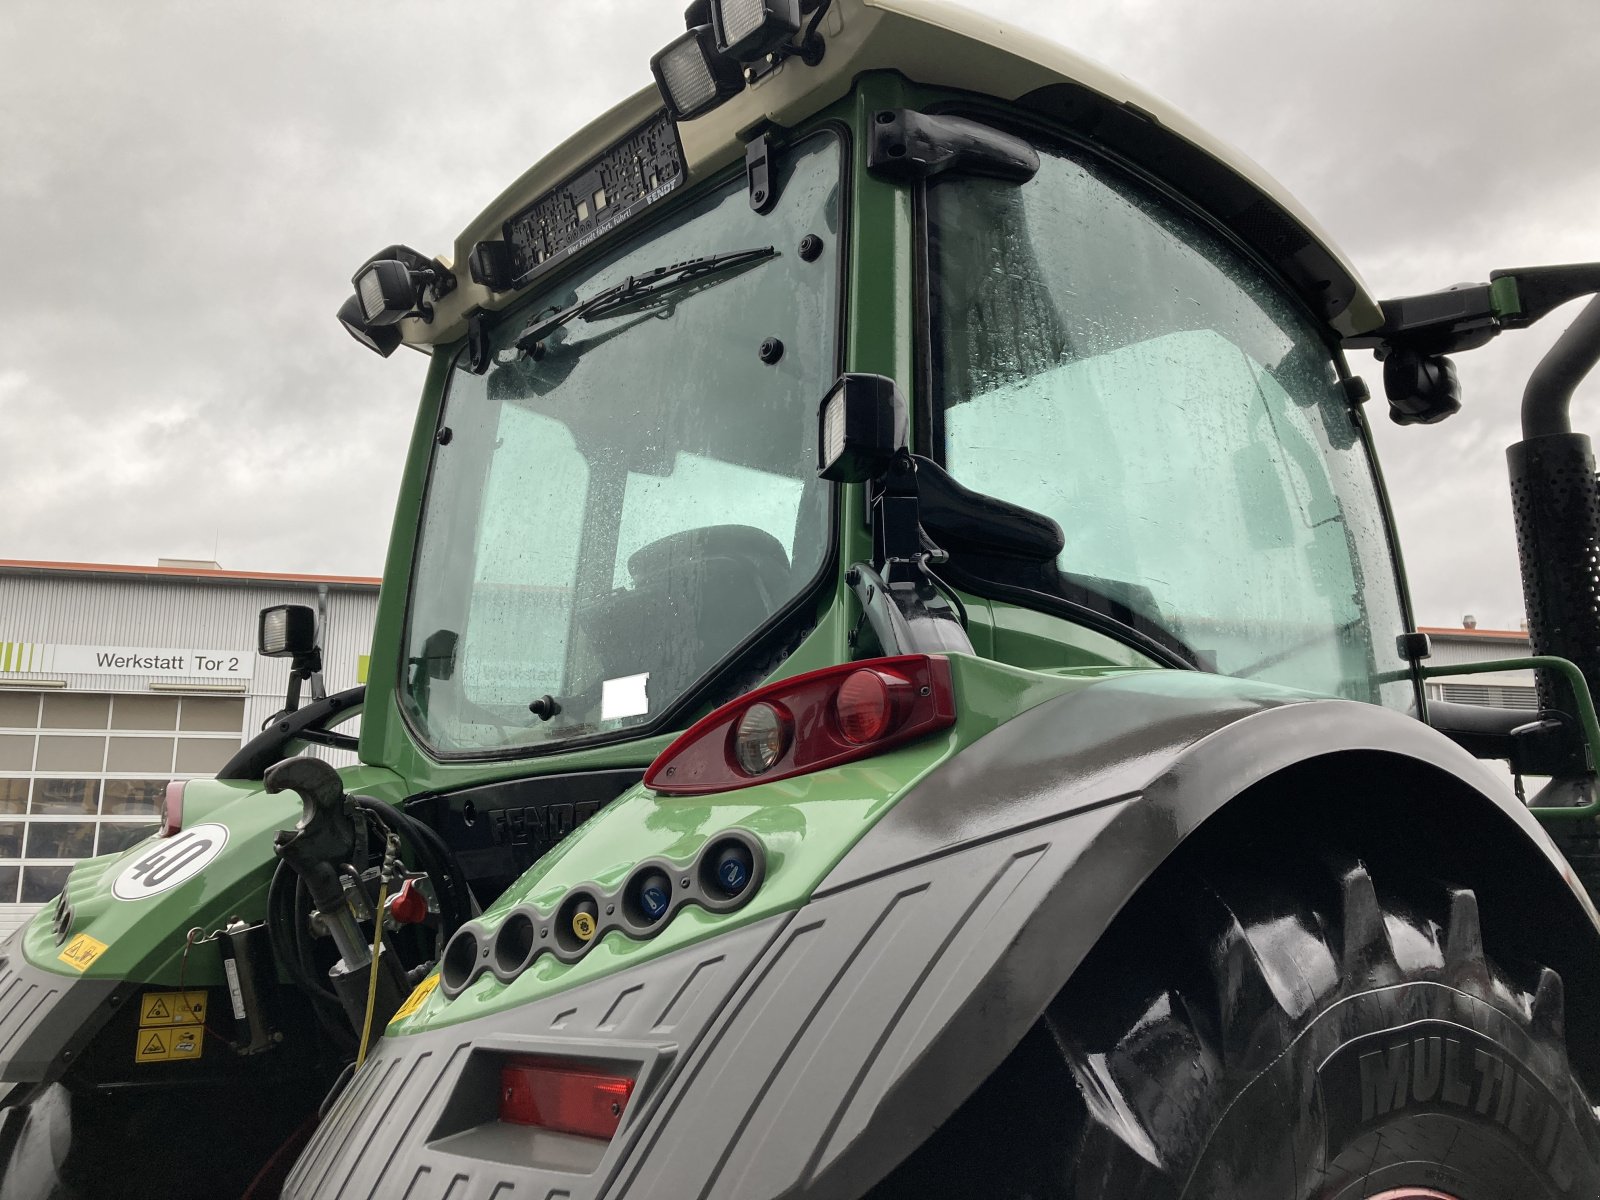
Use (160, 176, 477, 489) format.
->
(0, 642, 254, 679)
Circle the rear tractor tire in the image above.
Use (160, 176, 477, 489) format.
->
(871, 858, 1600, 1199)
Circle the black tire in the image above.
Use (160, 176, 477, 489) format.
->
(0, 1079, 313, 1200)
(869, 856, 1600, 1200)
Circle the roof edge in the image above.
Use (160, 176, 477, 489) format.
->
(0, 559, 381, 588)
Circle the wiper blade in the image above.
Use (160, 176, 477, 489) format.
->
(514, 245, 776, 355)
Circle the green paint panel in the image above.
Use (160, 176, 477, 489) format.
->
(18, 766, 407, 984)
(390, 653, 1104, 1035)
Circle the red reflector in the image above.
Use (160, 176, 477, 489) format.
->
(159, 781, 185, 839)
(499, 1059, 635, 1140)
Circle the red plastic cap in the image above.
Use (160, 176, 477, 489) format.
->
(387, 878, 429, 925)
(500, 1058, 635, 1140)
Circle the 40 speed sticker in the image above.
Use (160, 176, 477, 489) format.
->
(111, 823, 230, 900)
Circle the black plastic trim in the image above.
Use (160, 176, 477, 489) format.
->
(216, 686, 365, 782)
(0, 933, 122, 1085)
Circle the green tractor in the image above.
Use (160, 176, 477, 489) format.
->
(6, 2, 1600, 1197)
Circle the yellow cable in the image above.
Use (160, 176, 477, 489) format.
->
(355, 878, 389, 1069)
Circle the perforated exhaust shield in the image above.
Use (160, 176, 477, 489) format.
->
(1508, 432, 1600, 737)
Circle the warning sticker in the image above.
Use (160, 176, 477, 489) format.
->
(135, 1025, 203, 1064)
(57, 933, 109, 973)
(389, 973, 440, 1025)
(139, 990, 207, 1028)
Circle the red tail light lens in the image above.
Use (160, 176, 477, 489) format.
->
(835, 668, 909, 743)
(645, 655, 955, 795)
(159, 781, 185, 838)
(499, 1058, 635, 1140)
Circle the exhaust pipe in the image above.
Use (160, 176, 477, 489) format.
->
(1507, 295, 1600, 778)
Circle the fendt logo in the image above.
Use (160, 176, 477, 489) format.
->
(1317, 1019, 1582, 1188)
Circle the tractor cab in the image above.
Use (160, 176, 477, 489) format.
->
(7, 3, 1600, 1198)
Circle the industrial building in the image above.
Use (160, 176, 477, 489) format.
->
(0, 559, 377, 937)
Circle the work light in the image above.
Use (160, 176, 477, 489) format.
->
(354, 259, 425, 326)
(650, 25, 744, 121)
(258, 604, 317, 659)
(816, 373, 908, 482)
(711, 0, 801, 60)
(336, 295, 402, 357)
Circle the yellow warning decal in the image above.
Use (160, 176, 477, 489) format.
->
(389, 973, 440, 1025)
(135, 1025, 204, 1064)
(57, 934, 109, 973)
(139, 990, 207, 1028)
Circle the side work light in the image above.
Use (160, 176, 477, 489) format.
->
(650, 25, 744, 121)
(258, 604, 317, 659)
(710, 0, 800, 60)
(336, 294, 401, 358)
(817, 373, 909, 483)
(354, 258, 429, 326)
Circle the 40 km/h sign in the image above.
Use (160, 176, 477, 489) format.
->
(111, 824, 231, 900)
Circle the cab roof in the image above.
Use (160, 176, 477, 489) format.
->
(401, 0, 1379, 349)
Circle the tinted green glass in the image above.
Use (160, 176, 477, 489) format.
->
(929, 146, 1410, 707)
(404, 133, 842, 754)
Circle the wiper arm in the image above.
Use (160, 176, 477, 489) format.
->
(513, 245, 776, 355)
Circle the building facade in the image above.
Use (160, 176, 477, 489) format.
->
(1417, 624, 1535, 709)
(0, 560, 377, 937)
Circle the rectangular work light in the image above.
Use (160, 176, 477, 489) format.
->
(258, 604, 317, 659)
(711, 0, 801, 60)
(817, 373, 909, 482)
(337, 294, 402, 357)
(354, 258, 423, 326)
(650, 25, 744, 121)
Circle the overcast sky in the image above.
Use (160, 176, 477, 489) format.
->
(2, 0, 1595, 628)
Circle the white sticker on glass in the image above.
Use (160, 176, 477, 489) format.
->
(601, 672, 650, 721)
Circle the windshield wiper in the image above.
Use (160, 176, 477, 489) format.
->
(513, 245, 776, 356)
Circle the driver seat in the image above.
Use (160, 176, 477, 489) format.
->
(585, 525, 793, 713)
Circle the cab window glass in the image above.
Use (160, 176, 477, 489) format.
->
(928, 144, 1411, 706)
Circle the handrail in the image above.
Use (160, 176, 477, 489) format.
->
(1421, 657, 1600, 819)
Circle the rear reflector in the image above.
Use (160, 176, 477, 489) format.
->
(645, 655, 955, 795)
(499, 1059, 635, 1140)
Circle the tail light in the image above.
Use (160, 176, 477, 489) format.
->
(644, 655, 955, 796)
(159, 781, 186, 838)
(500, 1058, 635, 1140)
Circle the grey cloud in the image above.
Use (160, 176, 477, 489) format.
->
(2, 0, 1595, 629)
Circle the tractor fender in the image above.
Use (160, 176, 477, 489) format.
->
(610, 671, 1600, 1200)
(288, 673, 1600, 1200)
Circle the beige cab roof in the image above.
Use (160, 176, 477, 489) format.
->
(403, 0, 1380, 348)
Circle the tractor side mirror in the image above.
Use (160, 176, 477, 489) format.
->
(817, 373, 908, 482)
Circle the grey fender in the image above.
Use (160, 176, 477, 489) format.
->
(285, 671, 1600, 1200)
(608, 670, 1600, 1200)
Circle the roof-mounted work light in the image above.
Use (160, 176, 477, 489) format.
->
(711, 0, 801, 60)
(336, 294, 402, 357)
(650, 25, 744, 121)
(337, 244, 455, 356)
